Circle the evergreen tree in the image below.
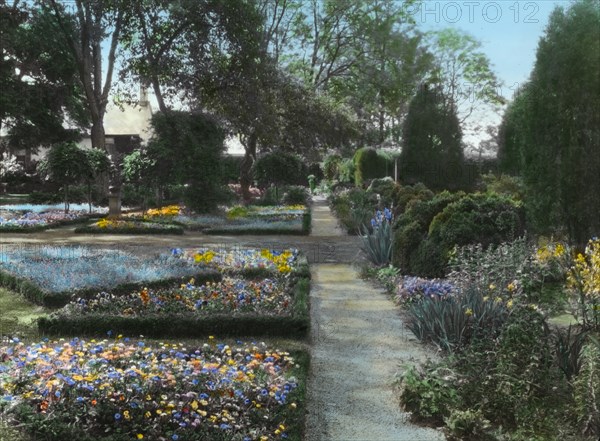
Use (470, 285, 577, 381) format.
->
(399, 84, 464, 191)
(498, 0, 600, 245)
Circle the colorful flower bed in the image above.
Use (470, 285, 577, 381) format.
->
(38, 247, 309, 338)
(62, 277, 291, 317)
(0, 207, 97, 231)
(75, 218, 184, 235)
(175, 248, 302, 276)
(0, 337, 305, 440)
(0, 246, 216, 307)
(111, 204, 310, 235)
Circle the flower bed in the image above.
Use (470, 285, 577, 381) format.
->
(0, 337, 306, 440)
(75, 218, 184, 235)
(0, 246, 219, 307)
(63, 278, 291, 317)
(0, 208, 97, 232)
(38, 248, 310, 338)
(175, 247, 309, 278)
(136, 204, 311, 235)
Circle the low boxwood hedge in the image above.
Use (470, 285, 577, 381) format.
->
(38, 276, 311, 339)
(74, 223, 184, 235)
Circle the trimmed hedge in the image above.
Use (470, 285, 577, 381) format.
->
(353, 147, 393, 186)
(0, 270, 221, 308)
(38, 277, 311, 339)
(74, 222, 184, 235)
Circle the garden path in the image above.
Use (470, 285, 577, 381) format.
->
(305, 200, 444, 440)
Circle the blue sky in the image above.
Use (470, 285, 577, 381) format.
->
(415, 0, 573, 101)
(405, 0, 573, 149)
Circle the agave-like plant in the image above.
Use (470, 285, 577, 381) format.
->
(359, 208, 393, 266)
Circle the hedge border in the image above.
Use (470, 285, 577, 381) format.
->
(74, 223, 184, 235)
(38, 276, 310, 339)
(0, 269, 221, 308)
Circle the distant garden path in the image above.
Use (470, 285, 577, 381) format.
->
(304, 199, 444, 440)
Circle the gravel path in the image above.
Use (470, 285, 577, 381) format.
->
(305, 199, 444, 440)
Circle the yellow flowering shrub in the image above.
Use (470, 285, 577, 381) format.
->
(567, 238, 600, 328)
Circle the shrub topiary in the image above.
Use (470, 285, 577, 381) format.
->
(353, 147, 391, 186)
(253, 151, 307, 188)
(366, 177, 399, 207)
(393, 182, 434, 217)
(428, 193, 525, 249)
(392, 191, 464, 274)
(282, 185, 309, 205)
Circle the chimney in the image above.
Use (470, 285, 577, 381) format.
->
(139, 83, 149, 107)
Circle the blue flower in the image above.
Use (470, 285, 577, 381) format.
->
(114, 413, 122, 420)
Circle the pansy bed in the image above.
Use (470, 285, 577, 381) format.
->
(0, 204, 102, 232)
(39, 248, 310, 338)
(131, 204, 311, 235)
(0, 337, 306, 441)
(0, 246, 219, 308)
(175, 247, 310, 279)
(75, 218, 184, 235)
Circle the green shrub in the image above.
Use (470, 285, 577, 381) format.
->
(338, 158, 355, 184)
(482, 173, 526, 201)
(429, 193, 525, 248)
(253, 151, 307, 188)
(444, 409, 493, 441)
(282, 185, 309, 205)
(400, 364, 461, 425)
(329, 187, 376, 234)
(392, 191, 463, 274)
(366, 177, 399, 207)
(573, 340, 600, 437)
(395, 192, 525, 278)
(323, 154, 342, 181)
(353, 147, 391, 186)
(392, 182, 434, 216)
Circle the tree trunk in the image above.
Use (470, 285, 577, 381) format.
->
(91, 122, 121, 216)
(240, 131, 257, 204)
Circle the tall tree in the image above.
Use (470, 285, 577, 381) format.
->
(328, 0, 431, 144)
(289, 0, 361, 91)
(399, 83, 464, 191)
(428, 28, 504, 126)
(0, 1, 87, 151)
(45, 0, 128, 215)
(498, 0, 600, 245)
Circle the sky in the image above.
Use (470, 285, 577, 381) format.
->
(414, 0, 572, 99)
(409, 0, 573, 150)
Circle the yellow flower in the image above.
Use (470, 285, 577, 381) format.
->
(465, 308, 473, 316)
(137, 435, 144, 439)
(507, 299, 514, 309)
(489, 284, 496, 290)
(507, 282, 516, 292)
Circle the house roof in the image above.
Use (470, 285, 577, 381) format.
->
(102, 102, 153, 141)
